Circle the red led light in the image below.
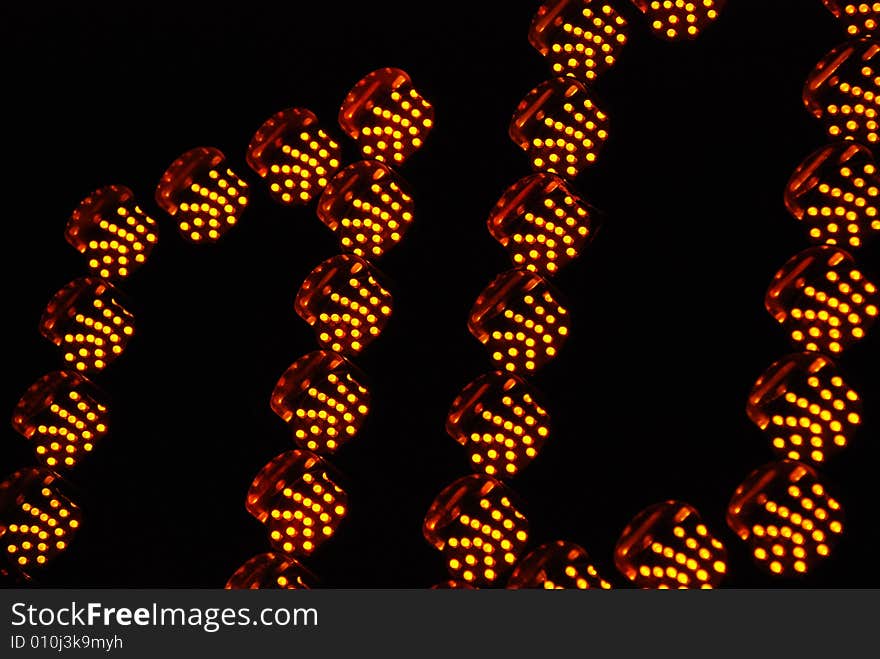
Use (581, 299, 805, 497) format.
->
(156, 146, 249, 243)
(339, 67, 434, 165)
(65, 185, 158, 280)
(728, 461, 844, 576)
(225, 552, 316, 589)
(487, 173, 597, 275)
(615, 501, 728, 589)
(317, 160, 415, 259)
(270, 350, 370, 454)
(39, 277, 134, 373)
(446, 371, 550, 478)
(12, 371, 109, 470)
(508, 540, 612, 589)
(247, 107, 342, 206)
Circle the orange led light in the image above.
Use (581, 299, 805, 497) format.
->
(785, 142, 880, 249)
(65, 185, 158, 280)
(12, 371, 109, 470)
(822, 1, 880, 37)
(804, 38, 880, 146)
(431, 579, 477, 589)
(246, 449, 347, 558)
(487, 173, 597, 275)
(0, 468, 80, 580)
(446, 371, 550, 478)
(510, 77, 609, 180)
(39, 277, 134, 373)
(155, 146, 249, 243)
(529, 0, 628, 82)
(631, 0, 725, 40)
(295, 254, 393, 355)
(468, 269, 570, 374)
(727, 460, 844, 576)
(508, 540, 612, 589)
(747, 353, 861, 465)
(270, 350, 370, 455)
(225, 552, 316, 589)
(339, 67, 435, 165)
(614, 501, 728, 589)
(246, 107, 342, 206)
(765, 245, 879, 354)
(317, 160, 415, 259)
(424, 474, 528, 586)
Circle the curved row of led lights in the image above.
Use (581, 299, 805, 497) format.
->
(225, 69, 434, 589)
(420, 0, 725, 590)
(423, 0, 879, 589)
(727, 1, 880, 579)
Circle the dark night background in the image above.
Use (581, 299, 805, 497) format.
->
(1, 0, 877, 588)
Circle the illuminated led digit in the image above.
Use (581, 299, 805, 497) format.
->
(270, 351, 371, 454)
(295, 254, 393, 355)
(39, 277, 134, 373)
(0, 468, 80, 580)
(247, 107, 342, 206)
(508, 540, 612, 589)
(446, 371, 551, 478)
(487, 173, 597, 275)
(804, 39, 880, 146)
(510, 77, 609, 179)
(747, 353, 861, 464)
(765, 246, 879, 354)
(822, 1, 880, 37)
(317, 160, 415, 259)
(225, 552, 316, 589)
(156, 146, 249, 243)
(339, 67, 435, 165)
(614, 501, 728, 589)
(424, 474, 529, 586)
(727, 461, 844, 576)
(785, 142, 880, 249)
(65, 185, 158, 280)
(468, 269, 570, 374)
(631, 0, 725, 40)
(529, 0, 628, 82)
(246, 450, 347, 557)
(12, 371, 109, 470)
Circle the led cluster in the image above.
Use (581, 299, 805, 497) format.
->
(747, 353, 861, 464)
(12, 371, 109, 470)
(446, 371, 550, 478)
(423, 475, 529, 586)
(508, 540, 612, 589)
(246, 450, 347, 558)
(270, 351, 370, 454)
(785, 142, 880, 249)
(804, 39, 880, 146)
(339, 67, 435, 165)
(39, 277, 134, 373)
(822, 1, 880, 37)
(528, 0, 628, 82)
(614, 501, 728, 589)
(468, 269, 570, 374)
(295, 254, 393, 355)
(488, 173, 596, 275)
(727, 461, 844, 576)
(631, 0, 725, 40)
(765, 245, 879, 354)
(317, 160, 415, 259)
(225, 552, 315, 589)
(65, 185, 158, 280)
(0, 469, 80, 581)
(155, 146, 249, 243)
(247, 107, 343, 206)
(510, 77, 609, 179)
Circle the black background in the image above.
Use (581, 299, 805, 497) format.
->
(1, 0, 878, 588)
